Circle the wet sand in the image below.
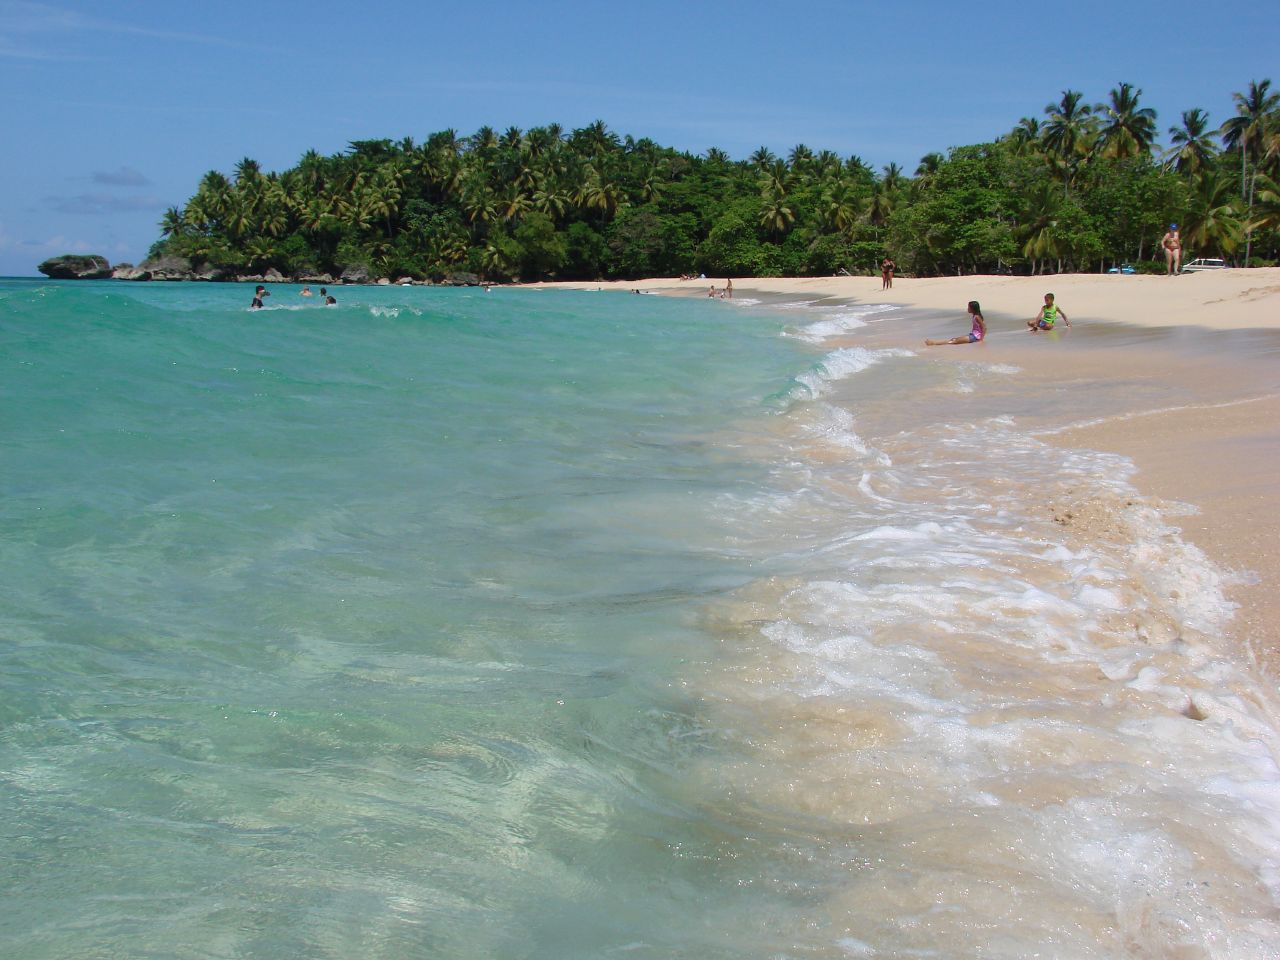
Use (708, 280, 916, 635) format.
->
(529, 270, 1280, 678)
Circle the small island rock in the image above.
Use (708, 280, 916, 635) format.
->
(38, 254, 112, 279)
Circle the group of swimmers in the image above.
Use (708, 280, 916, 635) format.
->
(707, 279, 733, 299)
(250, 284, 337, 309)
(925, 293, 1070, 346)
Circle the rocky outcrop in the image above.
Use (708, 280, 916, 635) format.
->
(263, 268, 286, 283)
(298, 273, 334, 285)
(339, 264, 370, 284)
(440, 271, 481, 286)
(38, 254, 112, 279)
(138, 254, 194, 281)
(112, 262, 152, 281)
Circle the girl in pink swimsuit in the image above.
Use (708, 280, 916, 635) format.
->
(926, 301, 986, 346)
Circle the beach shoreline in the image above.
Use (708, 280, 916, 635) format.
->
(530, 270, 1280, 678)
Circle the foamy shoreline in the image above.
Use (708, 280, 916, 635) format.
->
(533, 270, 1280, 675)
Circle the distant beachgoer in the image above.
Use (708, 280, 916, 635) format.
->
(925, 301, 985, 346)
(1027, 292, 1070, 332)
(725, 278, 733, 299)
(708, 285, 717, 298)
(250, 284, 269, 309)
(881, 257, 896, 290)
(1162, 224, 1182, 275)
(325, 295, 337, 305)
(300, 285, 313, 297)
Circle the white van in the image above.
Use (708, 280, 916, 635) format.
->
(1181, 258, 1227, 273)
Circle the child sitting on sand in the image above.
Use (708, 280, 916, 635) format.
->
(926, 301, 985, 346)
(1028, 293, 1070, 332)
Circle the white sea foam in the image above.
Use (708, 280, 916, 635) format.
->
(703, 380, 1280, 952)
(792, 346, 915, 397)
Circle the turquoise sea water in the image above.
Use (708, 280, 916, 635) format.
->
(3, 280, 1279, 958)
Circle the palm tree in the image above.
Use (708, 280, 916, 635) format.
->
(749, 146, 777, 170)
(159, 206, 188, 238)
(1094, 82, 1158, 159)
(1005, 117, 1041, 156)
(1018, 182, 1064, 273)
(1165, 109, 1218, 177)
(759, 159, 789, 198)
(233, 157, 262, 185)
(533, 184, 572, 221)
(880, 162, 905, 195)
(1181, 170, 1244, 257)
(1245, 173, 1280, 250)
(1041, 90, 1096, 193)
(704, 147, 731, 167)
(759, 187, 794, 236)
(575, 120, 620, 160)
(501, 126, 525, 152)
(1220, 79, 1279, 262)
(787, 143, 815, 178)
(821, 182, 864, 236)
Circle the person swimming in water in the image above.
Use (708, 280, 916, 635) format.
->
(1027, 292, 1070, 332)
(250, 285, 269, 309)
(1162, 223, 1182, 275)
(925, 301, 985, 346)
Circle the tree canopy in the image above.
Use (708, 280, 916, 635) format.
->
(153, 81, 1280, 282)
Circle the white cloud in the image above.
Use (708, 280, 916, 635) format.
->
(92, 166, 152, 187)
(43, 193, 163, 215)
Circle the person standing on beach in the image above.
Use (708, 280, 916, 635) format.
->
(1027, 292, 1070, 332)
(881, 257, 896, 290)
(1162, 224, 1182, 275)
(925, 301, 985, 346)
(725, 279, 733, 299)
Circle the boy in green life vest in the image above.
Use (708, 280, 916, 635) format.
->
(1027, 292, 1070, 332)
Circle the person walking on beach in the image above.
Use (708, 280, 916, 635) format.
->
(1162, 223, 1182, 275)
(881, 256, 896, 290)
(926, 301, 985, 346)
(1027, 292, 1070, 332)
(250, 284, 269, 309)
(725, 278, 733, 299)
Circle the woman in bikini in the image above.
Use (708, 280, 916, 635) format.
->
(1162, 223, 1182, 275)
(926, 301, 985, 346)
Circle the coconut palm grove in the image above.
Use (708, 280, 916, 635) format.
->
(150, 80, 1280, 282)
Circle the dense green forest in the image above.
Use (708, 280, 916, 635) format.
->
(152, 80, 1280, 281)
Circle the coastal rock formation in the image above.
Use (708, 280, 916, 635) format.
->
(38, 254, 112, 279)
(298, 273, 335, 285)
(112, 263, 153, 281)
(440, 271, 481, 286)
(339, 265, 370, 284)
(263, 268, 286, 283)
(138, 255, 194, 281)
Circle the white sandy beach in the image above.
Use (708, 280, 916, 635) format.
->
(531, 269, 1280, 674)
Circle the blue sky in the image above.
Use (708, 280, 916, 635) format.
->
(1, 0, 1274, 276)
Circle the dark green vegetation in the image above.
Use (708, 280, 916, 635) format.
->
(153, 81, 1280, 281)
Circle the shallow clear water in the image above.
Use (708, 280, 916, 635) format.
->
(2, 281, 1278, 958)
